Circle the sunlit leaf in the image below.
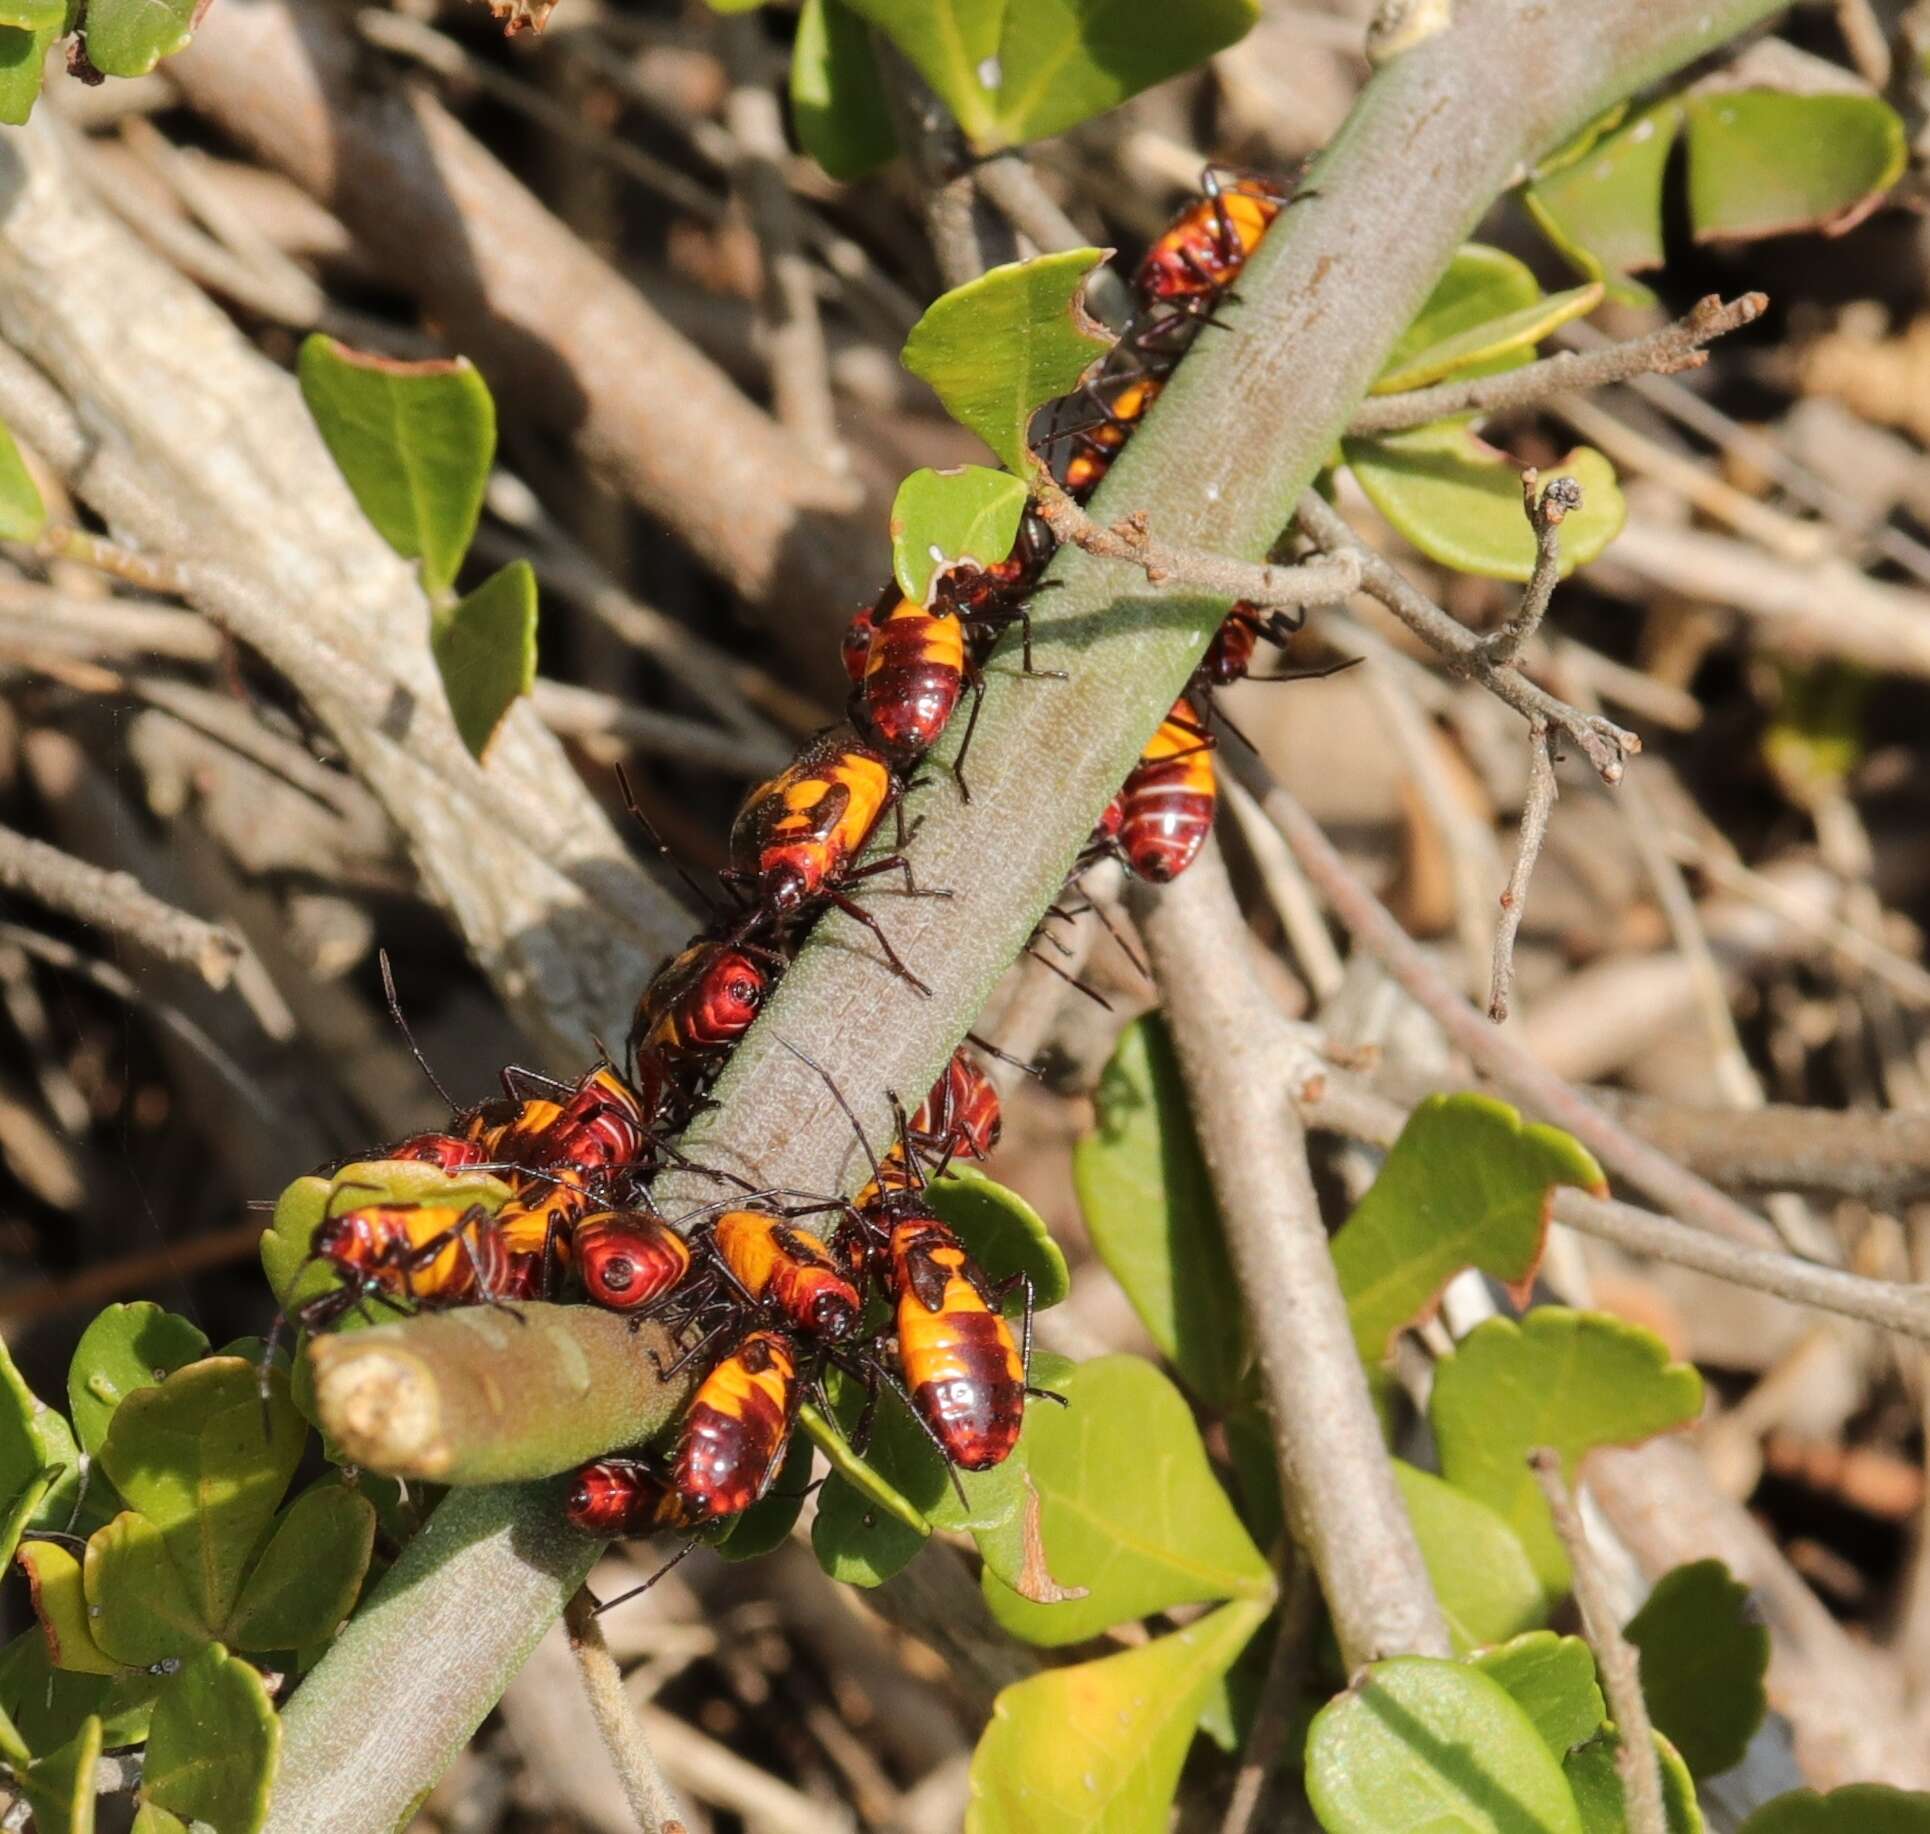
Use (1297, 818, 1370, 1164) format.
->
(1685, 91, 1904, 243)
(1524, 101, 1682, 308)
(0, 1334, 73, 1569)
(1307, 1656, 1584, 1834)
(137, 1644, 279, 1834)
(297, 336, 495, 594)
(890, 467, 1029, 604)
(1566, 1729, 1705, 1833)
(980, 1357, 1272, 1647)
(432, 558, 539, 760)
(1377, 245, 1542, 388)
(67, 1306, 209, 1461)
(1472, 1632, 1604, 1756)
(84, 0, 194, 76)
(1432, 1309, 1703, 1596)
(1342, 425, 1624, 582)
(840, 0, 1001, 142)
(225, 1483, 376, 1652)
(0, 25, 55, 130)
(1075, 1017, 1247, 1407)
(16, 1541, 121, 1677)
(1626, 1558, 1769, 1779)
(1395, 1462, 1544, 1655)
(83, 1513, 206, 1668)
(969, 1596, 1270, 1834)
(902, 250, 1113, 473)
(791, 0, 899, 180)
(1332, 1093, 1605, 1362)
(1374, 285, 1603, 395)
(928, 1167, 1069, 1313)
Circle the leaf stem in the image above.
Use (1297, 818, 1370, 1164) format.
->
(563, 1588, 692, 1834)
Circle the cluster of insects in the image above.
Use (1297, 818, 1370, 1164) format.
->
(274, 167, 1300, 1592)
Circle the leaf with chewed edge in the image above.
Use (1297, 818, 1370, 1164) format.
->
(1525, 100, 1683, 308)
(1332, 1093, 1605, 1363)
(890, 467, 1029, 604)
(902, 251, 1113, 475)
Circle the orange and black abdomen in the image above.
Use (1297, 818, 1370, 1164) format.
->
(534, 1066, 653, 1178)
(890, 1217, 1025, 1471)
(911, 1048, 1000, 1163)
(1062, 375, 1163, 504)
(729, 726, 893, 913)
(712, 1209, 862, 1341)
(566, 1459, 692, 1537)
(387, 1131, 490, 1172)
(1198, 608, 1260, 688)
(674, 1330, 801, 1520)
(576, 1210, 692, 1312)
(312, 1200, 480, 1306)
(1135, 177, 1286, 305)
(631, 943, 768, 1073)
(862, 595, 965, 760)
(1121, 697, 1217, 884)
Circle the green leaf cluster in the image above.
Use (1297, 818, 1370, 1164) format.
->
(1, 1310, 376, 1834)
(298, 335, 537, 759)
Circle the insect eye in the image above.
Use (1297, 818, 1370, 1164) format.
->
(599, 1257, 635, 1293)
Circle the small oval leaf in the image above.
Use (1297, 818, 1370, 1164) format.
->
(1342, 427, 1624, 582)
(1524, 101, 1683, 308)
(1472, 1631, 1605, 1755)
(83, 0, 193, 77)
(890, 466, 1029, 604)
(67, 1304, 209, 1461)
(1379, 245, 1544, 386)
(16, 1541, 122, 1677)
(225, 1483, 377, 1652)
(433, 558, 539, 760)
(1685, 91, 1905, 244)
(902, 251, 1113, 474)
(138, 1643, 280, 1834)
(1739, 1786, 1930, 1833)
(1374, 284, 1603, 395)
(928, 1167, 1069, 1313)
(791, 0, 899, 180)
(83, 1512, 208, 1668)
(1625, 1558, 1769, 1779)
(1395, 1462, 1545, 1655)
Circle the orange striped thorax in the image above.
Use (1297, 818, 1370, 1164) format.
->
(889, 1214, 1025, 1471)
(1063, 374, 1164, 503)
(575, 1210, 692, 1312)
(386, 1130, 492, 1173)
(565, 1459, 694, 1538)
(730, 725, 893, 915)
(631, 942, 768, 1072)
(1135, 174, 1287, 304)
(1121, 696, 1217, 883)
(674, 1330, 801, 1520)
(861, 590, 966, 761)
(312, 1198, 489, 1306)
(711, 1209, 862, 1341)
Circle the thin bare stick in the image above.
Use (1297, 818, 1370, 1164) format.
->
(1484, 470, 1579, 666)
(1347, 292, 1767, 436)
(1132, 840, 1450, 1667)
(972, 153, 1134, 326)
(1220, 1557, 1320, 1834)
(1247, 768, 1783, 1250)
(1033, 477, 1362, 617)
(1529, 1451, 1666, 1834)
(562, 1588, 691, 1834)
(1489, 721, 1557, 1022)
(0, 820, 241, 988)
(41, 523, 192, 596)
(1293, 487, 1639, 783)
(1294, 1062, 1930, 1344)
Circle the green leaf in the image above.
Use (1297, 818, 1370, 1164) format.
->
(138, 1644, 279, 1834)
(1343, 425, 1625, 583)
(0, 415, 46, 536)
(18, 1715, 100, 1834)
(901, 250, 1113, 474)
(0, 1689, 25, 1767)
(296, 336, 496, 594)
(1740, 1786, 1930, 1833)
(890, 466, 1029, 604)
(714, 1436, 816, 1563)
(1764, 663, 1871, 800)
(1332, 1093, 1606, 1363)
(132, 1809, 190, 1834)
(1524, 101, 1683, 308)
(0, 1630, 158, 1753)
(97, 1360, 305, 1634)
(82, 0, 193, 76)
(1306, 1655, 1585, 1834)
(225, 1483, 376, 1652)
(986, 0, 1257, 149)
(1074, 1016, 1247, 1407)
(1685, 92, 1904, 244)
(791, 0, 899, 180)
(810, 1468, 928, 1588)
(1432, 1309, 1703, 1597)
(1375, 284, 1603, 395)
(968, 1596, 1270, 1834)
(84, 1512, 208, 1668)
(0, 24, 54, 131)
(16, 1542, 122, 1677)
(432, 558, 539, 760)
(1377, 245, 1543, 387)
(799, 1401, 932, 1537)
(0, 1333, 74, 1569)
(68, 1306, 210, 1462)
(840, 0, 1001, 142)
(1394, 1462, 1545, 1655)
(928, 1167, 1069, 1313)
(1625, 1558, 1769, 1779)
(1472, 1632, 1604, 1755)
(980, 1356, 1272, 1647)
(1566, 1730, 1704, 1834)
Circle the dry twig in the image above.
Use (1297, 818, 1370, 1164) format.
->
(1530, 1451, 1667, 1834)
(1488, 721, 1557, 1023)
(1348, 292, 1768, 436)
(562, 1589, 692, 1834)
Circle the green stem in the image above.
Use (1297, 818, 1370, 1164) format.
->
(271, 3, 1787, 1822)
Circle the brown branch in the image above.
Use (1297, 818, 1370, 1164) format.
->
(1132, 841, 1451, 1667)
(1488, 721, 1557, 1023)
(1484, 470, 1579, 667)
(1220, 1558, 1320, 1834)
(1033, 478, 1363, 618)
(1529, 1451, 1667, 1834)
(562, 1589, 691, 1834)
(1246, 768, 1784, 1250)
(0, 819, 242, 987)
(972, 153, 1134, 326)
(1347, 292, 1768, 436)
(1293, 487, 1640, 783)
(41, 524, 193, 596)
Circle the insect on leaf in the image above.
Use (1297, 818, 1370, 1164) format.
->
(890, 467, 1029, 604)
